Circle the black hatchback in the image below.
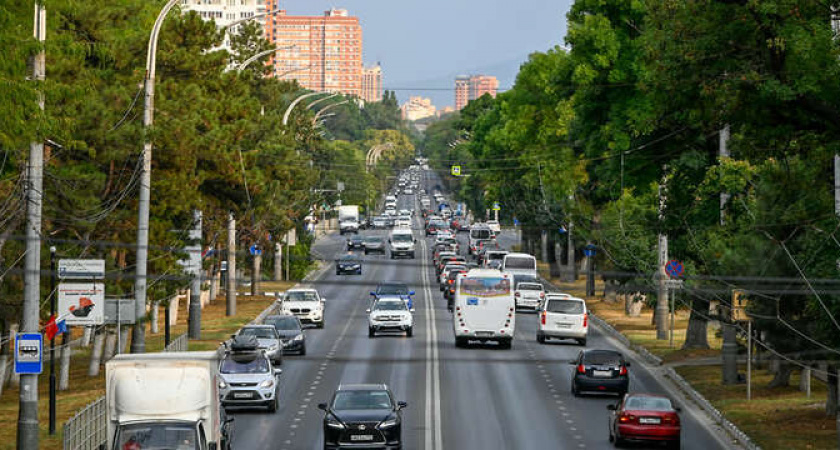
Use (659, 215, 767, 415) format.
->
(318, 384, 407, 450)
(336, 254, 363, 275)
(570, 349, 630, 397)
(264, 314, 306, 356)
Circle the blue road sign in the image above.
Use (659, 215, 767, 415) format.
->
(665, 260, 684, 278)
(249, 244, 262, 256)
(558, 225, 567, 234)
(15, 333, 43, 375)
(583, 244, 597, 257)
(513, 217, 520, 226)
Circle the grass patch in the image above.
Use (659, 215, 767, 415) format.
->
(0, 290, 282, 450)
(677, 365, 835, 450)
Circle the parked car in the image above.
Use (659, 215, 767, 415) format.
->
(264, 314, 306, 356)
(318, 384, 407, 449)
(235, 325, 283, 365)
(537, 294, 588, 344)
(336, 254, 363, 275)
(608, 394, 681, 449)
(570, 349, 630, 397)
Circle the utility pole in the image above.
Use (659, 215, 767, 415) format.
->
(719, 124, 740, 384)
(720, 124, 731, 225)
(188, 210, 202, 339)
(48, 247, 56, 435)
(566, 221, 576, 282)
(274, 242, 283, 281)
(18, 4, 46, 448)
(656, 171, 670, 340)
(226, 213, 236, 316)
(132, 0, 181, 354)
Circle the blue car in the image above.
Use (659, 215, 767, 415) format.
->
(371, 282, 415, 309)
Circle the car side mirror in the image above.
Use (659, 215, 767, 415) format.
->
(273, 368, 283, 376)
(317, 403, 328, 411)
(409, 291, 415, 296)
(370, 292, 376, 296)
(624, 362, 631, 367)
(410, 308, 416, 312)
(366, 309, 371, 313)
(568, 360, 577, 365)
(674, 406, 682, 413)
(606, 404, 616, 411)
(397, 401, 408, 410)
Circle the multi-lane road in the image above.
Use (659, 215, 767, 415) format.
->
(230, 171, 734, 450)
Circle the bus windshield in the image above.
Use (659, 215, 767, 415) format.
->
(505, 256, 536, 270)
(470, 229, 492, 240)
(459, 277, 510, 297)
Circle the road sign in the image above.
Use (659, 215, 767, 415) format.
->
(451, 165, 461, 176)
(665, 260, 684, 278)
(337, 181, 345, 192)
(732, 289, 751, 322)
(15, 333, 43, 375)
(249, 244, 262, 256)
(492, 202, 500, 211)
(58, 259, 105, 280)
(665, 279, 684, 289)
(583, 244, 597, 257)
(58, 283, 105, 326)
(283, 229, 297, 246)
(558, 225, 567, 234)
(104, 298, 136, 325)
(513, 217, 520, 226)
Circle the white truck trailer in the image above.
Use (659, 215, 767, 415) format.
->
(105, 351, 232, 450)
(338, 205, 360, 234)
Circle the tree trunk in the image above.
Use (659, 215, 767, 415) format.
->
(9, 324, 19, 387)
(81, 325, 93, 347)
(58, 340, 71, 390)
(721, 322, 739, 385)
(0, 357, 7, 396)
(826, 366, 838, 417)
(768, 361, 794, 388)
(88, 328, 105, 376)
(103, 327, 117, 361)
(682, 296, 710, 349)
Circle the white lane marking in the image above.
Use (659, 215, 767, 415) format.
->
(418, 196, 443, 450)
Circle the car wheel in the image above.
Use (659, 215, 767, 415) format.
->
(299, 345, 306, 356)
(571, 382, 580, 397)
(336, 269, 341, 275)
(613, 435, 625, 448)
(578, 338, 587, 346)
(406, 327, 413, 337)
(268, 395, 277, 413)
(369, 327, 375, 338)
(364, 250, 369, 255)
(667, 438, 681, 449)
(455, 337, 467, 348)
(317, 321, 324, 329)
(537, 334, 546, 344)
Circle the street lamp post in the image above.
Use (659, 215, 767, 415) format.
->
(282, 91, 331, 126)
(235, 45, 296, 72)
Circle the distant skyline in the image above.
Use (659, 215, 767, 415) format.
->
(280, 1, 573, 107)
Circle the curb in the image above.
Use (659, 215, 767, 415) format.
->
(540, 276, 758, 450)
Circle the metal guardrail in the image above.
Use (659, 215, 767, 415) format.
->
(63, 395, 106, 450)
(164, 332, 189, 352)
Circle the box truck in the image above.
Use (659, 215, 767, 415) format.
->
(338, 205, 360, 234)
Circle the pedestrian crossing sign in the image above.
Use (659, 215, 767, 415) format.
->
(451, 165, 461, 176)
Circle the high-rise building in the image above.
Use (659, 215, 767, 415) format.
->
(401, 97, 437, 121)
(455, 74, 499, 110)
(455, 76, 470, 111)
(265, 7, 363, 96)
(361, 64, 383, 103)
(179, 0, 265, 52)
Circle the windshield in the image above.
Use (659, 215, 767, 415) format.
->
(365, 236, 383, 243)
(517, 283, 543, 291)
(220, 357, 269, 374)
(546, 299, 584, 314)
(392, 234, 413, 242)
(487, 252, 507, 261)
(377, 284, 409, 295)
(625, 396, 673, 411)
(267, 316, 300, 331)
(333, 390, 392, 410)
(340, 255, 359, 261)
(375, 300, 407, 311)
(239, 328, 276, 339)
(116, 423, 198, 450)
(470, 229, 492, 240)
(286, 291, 319, 302)
(505, 256, 536, 270)
(459, 277, 511, 297)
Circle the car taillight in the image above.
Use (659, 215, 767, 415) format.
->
(583, 313, 588, 328)
(577, 364, 586, 374)
(618, 413, 634, 423)
(541, 311, 546, 325)
(539, 292, 545, 299)
(448, 279, 454, 284)
(663, 414, 680, 425)
(619, 365, 628, 376)
(515, 292, 521, 297)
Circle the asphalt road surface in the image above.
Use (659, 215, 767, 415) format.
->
(229, 171, 734, 450)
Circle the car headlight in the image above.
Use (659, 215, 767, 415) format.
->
(259, 378, 275, 389)
(326, 417, 345, 429)
(218, 379, 227, 389)
(378, 417, 398, 429)
(293, 334, 304, 341)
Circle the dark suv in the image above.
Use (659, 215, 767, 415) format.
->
(570, 349, 630, 397)
(318, 384, 407, 449)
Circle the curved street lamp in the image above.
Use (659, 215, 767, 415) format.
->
(283, 91, 331, 126)
(235, 44, 296, 72)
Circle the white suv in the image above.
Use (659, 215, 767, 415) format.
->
(537, 294, 588, 345)
(514, 281, 545, 310)
(281, 288, 325, 328)
(368, 297, 414, 337)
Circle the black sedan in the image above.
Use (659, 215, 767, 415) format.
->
(263, 314, 306, 355)
(318, 384, 407, 450)
(570, 349, 630, 397)
(346, 235, 365, 250)
(336, 254, 363, 275)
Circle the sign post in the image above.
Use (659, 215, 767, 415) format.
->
(14, 333, 43, 375)
(664, 260, 684, 348)
(583, 244, 597, 297)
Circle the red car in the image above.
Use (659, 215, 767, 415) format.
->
(608, 393, 681, 448)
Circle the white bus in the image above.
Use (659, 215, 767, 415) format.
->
(453, 269, 515, 349)
(501, 253, 538, 280)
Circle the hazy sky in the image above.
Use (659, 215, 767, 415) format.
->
(282, 0, 573, 107)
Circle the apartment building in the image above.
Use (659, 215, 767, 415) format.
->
(361, 64, 383, 103)
(455, 74, 499, 110)
(180, 0, 266, 52)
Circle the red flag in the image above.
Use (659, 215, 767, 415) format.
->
(45, 315, 58, 341)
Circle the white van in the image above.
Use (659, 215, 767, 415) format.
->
(537, 294, 588, 345)
(453, 269, 515, 349)
(501, 253, 538, 280)
(388, 228, 416, 259)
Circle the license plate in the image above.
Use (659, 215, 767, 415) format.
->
(592, 370, 612, 377)
(639, 417, 661, 424)
(350, 435, 374, 441)
(555, 322, 572, 328)
(233, 392, 252, 399)
(475, 331, 493, 337)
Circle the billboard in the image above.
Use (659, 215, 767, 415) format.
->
(58, 283, 105, 326)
